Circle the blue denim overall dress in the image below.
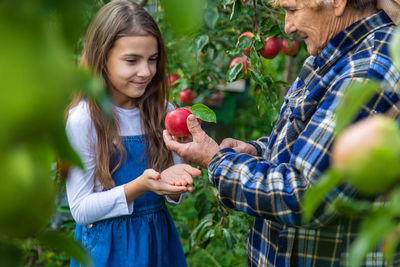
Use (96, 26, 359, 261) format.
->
(71, 136, 187, 267)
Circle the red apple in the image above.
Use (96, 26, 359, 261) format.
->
(168, 73, 180, 87)
(165, 108, 201, 137)
(203, 91, 223, 107)
(229, 57, 249, 74)
(238, 32, 255, 57)
(261, 36, 282, 59)
(211, 91, 223, 107)
(282, 39, 299, 56)
(212, 91, 223, 101)
(179, 89, 196, 104)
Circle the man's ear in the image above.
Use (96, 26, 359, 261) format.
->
(332, 0, 347, 16)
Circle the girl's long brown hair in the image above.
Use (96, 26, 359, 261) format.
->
(68, 0, 173, 189)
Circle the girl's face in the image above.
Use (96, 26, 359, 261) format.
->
(106, 35, 158, 109)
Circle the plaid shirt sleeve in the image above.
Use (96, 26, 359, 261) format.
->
(246, 135, 270, 156)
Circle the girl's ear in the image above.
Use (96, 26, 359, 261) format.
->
(332, 0, 347, 17)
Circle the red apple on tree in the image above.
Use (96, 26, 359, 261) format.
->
(210, 91, 223, 107)
(282, 39, 299, 56)
(179, 89, 196, 104)
(238, 31, 255, 57)
(229, 57, 249, 74)
(203, 91, 223, 107)
(168, 73, 180, 87)
(165, 107, 201, 137)
(261, 36, 282, 59)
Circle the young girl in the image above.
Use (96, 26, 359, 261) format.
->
(65, 1, 201, 266)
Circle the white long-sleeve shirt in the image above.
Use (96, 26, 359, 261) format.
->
(65, 101, 183, 225)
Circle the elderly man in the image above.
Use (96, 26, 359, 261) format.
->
(164, 0, 400, 266)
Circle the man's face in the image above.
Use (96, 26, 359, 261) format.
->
(281, 0, 335, 56)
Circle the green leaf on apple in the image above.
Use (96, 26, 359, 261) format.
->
(190, 104, 217, 123)
(227, 62, 242, 82)
(238, 36, 252, 49)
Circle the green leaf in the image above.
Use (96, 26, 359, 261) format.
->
(197, 247, 222, 267)
(335, 80, 379, 135)
(223, 228, 236, 249)
(194, 35, 209, 56)
(254, 37, 265, 50)
(0, 240, 24, 267)
(37, 230, 91, 266)
(189, 214, 213, 249)
(195, 192, 211, 219)
(347, 211, 397, 267)
(389, 188, 400, 216)
(222, 0, 235, 6)
(250, 69, 268, 87)
(302, 169, 342, 223)
(230, 0, 242, 20)
(250, 49, 262, 70)
(204, 7, 219, 29)
(329, 197, 374, 217)
(390, 26, 400, 71)
(382, 224, 400, 261)
(160, 0, 204, 36)
(238, 36, 252, 50)
(209, 43, 219, 60)
(79, 69, 112, 118)
(227, 62, 243, 82)
(190, 104, 217, 123)
(267, 26, 282, 37)
(203, 228, 215, 240)
(50, 120, 83, 169)
(254, 86, 268, 116)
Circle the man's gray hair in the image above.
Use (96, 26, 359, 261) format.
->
(271, 0, 377, 10)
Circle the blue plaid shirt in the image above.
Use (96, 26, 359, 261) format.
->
(209, 11, 400, 267)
